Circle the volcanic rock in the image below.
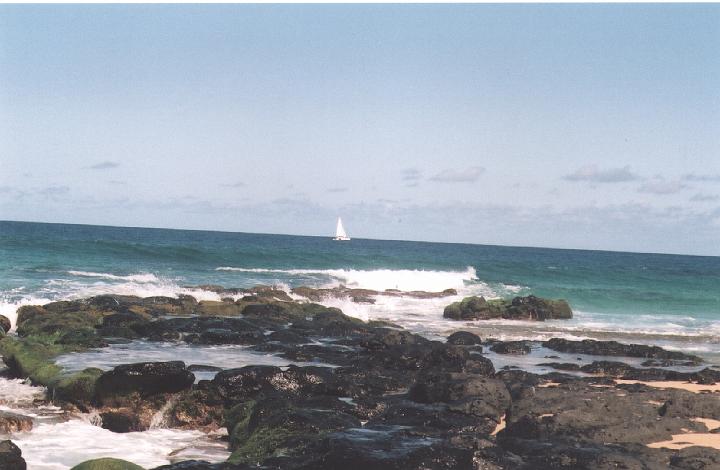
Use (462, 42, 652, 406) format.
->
(0, 411, 32, 433)
(96, 361, 195, 401)
(0, 440, 26, 470)
(543, 338, 703, 362)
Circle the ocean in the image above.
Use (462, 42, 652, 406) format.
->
(1, 219, 720, 468)
(2, 220, 719, 361)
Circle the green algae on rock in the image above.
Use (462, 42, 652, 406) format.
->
(443, 295, 572, 321)
(70, 458, 145, 470)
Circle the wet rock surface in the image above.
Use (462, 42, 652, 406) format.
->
(0, 315, 11, 335)
(0, 440, 26, 470)
(543, 338, 704, 362)
(2, 291, 719, 469)
(444, 295, 573, 321)
(0, 411, 33, 434)
(95, 361, 195, 402)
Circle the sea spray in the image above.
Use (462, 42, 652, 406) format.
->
(216, 266, 479, 292)
(149, 397, 176, 429)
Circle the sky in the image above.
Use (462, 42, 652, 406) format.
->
(1, 4, 719, 256)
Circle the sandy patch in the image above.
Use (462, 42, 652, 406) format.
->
(491, 415, 506, 436)
(647, 433, 720, 450)
(647, 417, 720, 450)
(693, 418, 720, 431)
(537, 382, 561, 388)
(645, 400, 665, 406)
(615, 380, 720, 394)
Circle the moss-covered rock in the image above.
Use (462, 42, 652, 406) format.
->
(0, 315, 11, 335)
(70, 458, 144, 470)
(170, 389, 225, 430)
(0, 336, 66, 385)
(443, 295, 572, 321)
(226, 397, 359, 465)
(54, 368, 104, 405)
(0, 336, 102, 408)
(16, 305, 102, 338)
(57, 328, 108, 348)
(443, 296, 505, 320)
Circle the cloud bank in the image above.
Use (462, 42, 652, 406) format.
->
(429, 166, 485, 183)
(87, 161, 120, 170)
(564, 165, 639, 183)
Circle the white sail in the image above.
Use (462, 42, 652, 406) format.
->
(334, 217, 350, 241)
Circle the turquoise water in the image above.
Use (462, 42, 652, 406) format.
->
(1, 220, 719, 358)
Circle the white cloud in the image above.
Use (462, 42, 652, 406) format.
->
(682, 173, 720, 182)
(564, 165, 639, 183)
(690, 193, 719, 202)
(87, 161, 120, 170)
(638, 179, 688, 195)
(429, 166, 485, 183)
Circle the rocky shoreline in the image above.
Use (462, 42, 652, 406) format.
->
(0, 289, 719, 469)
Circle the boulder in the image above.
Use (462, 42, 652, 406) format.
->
(443, 296, 503, 320)
(95, 361, 195, 401)
(0, 315, 11, 334)
(443, 295, 573, 321)
(53, 367, 104, 406)
(0, 440, 26, 470)
(506, 295, 572, 320)
(101, 409, 143, 433)
(70, 458, 145, 470)
(447, 331, 482, 346)
(490, 341, 531, 355)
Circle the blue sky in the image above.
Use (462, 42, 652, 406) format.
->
(1, 4, 719, 255)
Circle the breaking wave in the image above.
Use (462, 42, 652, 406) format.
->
(215, 266, 479, 292)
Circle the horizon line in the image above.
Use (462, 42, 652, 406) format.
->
(1, 217, 718, 259)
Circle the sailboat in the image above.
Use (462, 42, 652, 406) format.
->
(333, 217, 351, 241)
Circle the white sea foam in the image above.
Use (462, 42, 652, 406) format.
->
(0, 378, 46, 407)
(0, 296, 52, 331)
(11, 420, 229, 469)
(52, 279, 222, 303)
(1, 274, 224, 331)
(216, 266, 479, 292)
(67, 271, 161, 283)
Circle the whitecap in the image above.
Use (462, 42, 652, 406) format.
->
(216, 266, 478, 292)
(67, 271, 160, 283)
